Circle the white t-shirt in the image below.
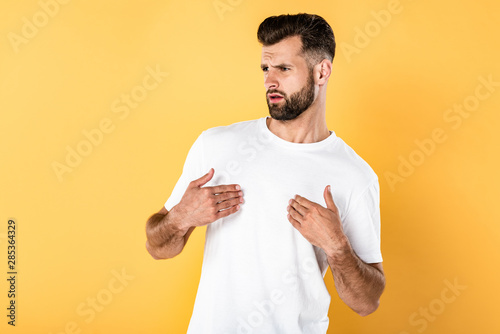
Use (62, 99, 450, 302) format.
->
(165, 116, 382, 334)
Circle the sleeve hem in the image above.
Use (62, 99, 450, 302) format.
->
(357, 253, 383, 264)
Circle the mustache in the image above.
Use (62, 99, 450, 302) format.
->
(266, 89, 287, 97)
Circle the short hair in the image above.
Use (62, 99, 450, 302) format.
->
(257, 13, 336, 66)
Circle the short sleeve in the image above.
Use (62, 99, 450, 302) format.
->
(164, 132, 205, 211)
(342, 180, 383, 263)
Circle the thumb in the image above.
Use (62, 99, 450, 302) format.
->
(323, 185, 337, 212)
(192, 168, 214, 188)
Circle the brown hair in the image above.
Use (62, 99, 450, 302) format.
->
(257, 13, 336, 66)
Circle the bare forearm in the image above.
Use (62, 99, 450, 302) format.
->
(327, 238, 385, 316)
(145, 207, 193, 259)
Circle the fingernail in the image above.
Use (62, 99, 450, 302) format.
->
(238, 191, 243, 196)
(236, 185, 240, 190)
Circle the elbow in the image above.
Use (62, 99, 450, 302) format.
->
(357, 273, 385, 316)
(145, 241, 171, 260)
(148, 251, 164, 260)
(356, 298, 380, 317)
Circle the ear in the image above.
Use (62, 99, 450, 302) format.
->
(314, 59, 332, 85)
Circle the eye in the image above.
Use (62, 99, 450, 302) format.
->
(281, 67, 290, 71)
(262, 67, 269, 72)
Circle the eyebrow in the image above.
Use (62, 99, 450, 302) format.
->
(260, 63, 294, 70)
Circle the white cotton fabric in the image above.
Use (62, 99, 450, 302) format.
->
(164, 116, 382, 334)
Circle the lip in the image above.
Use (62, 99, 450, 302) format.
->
(268, 93, 284, 103)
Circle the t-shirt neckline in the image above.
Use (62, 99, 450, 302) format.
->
(259, 116, 337, 150)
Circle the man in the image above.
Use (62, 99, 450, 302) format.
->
(146, 13, 385, 333)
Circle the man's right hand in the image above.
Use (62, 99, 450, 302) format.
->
(145, 168, 243, 259)
(169, 168, 244, 231)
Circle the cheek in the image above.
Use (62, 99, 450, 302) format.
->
(280, 75, 300, 90)
(288, 79, 308, 95)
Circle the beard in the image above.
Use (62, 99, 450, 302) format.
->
(266, 72, 315, 121)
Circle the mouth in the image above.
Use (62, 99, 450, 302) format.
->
(268, 93, 284, 103)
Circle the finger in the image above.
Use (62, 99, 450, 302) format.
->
(323, 185, 338, 212)
(289, 198, 306, 216)
(216, 197, 243, 211)
(215, 203, 240, 219)
(287, 212, 301, 230)
(191, 168, 214, 188)
(211, 184, 241, 194)
(215, 190, 243, 203)
(287, 203, 303, 223)
(293, 194, 313, 208)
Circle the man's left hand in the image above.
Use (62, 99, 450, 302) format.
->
(286, 185, 347, 255)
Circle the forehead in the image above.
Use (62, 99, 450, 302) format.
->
(261, 35, 305, 64)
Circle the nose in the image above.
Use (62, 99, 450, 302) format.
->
(264, 70, 278, 91)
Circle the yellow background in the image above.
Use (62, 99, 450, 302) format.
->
(1, 0, 499, 333)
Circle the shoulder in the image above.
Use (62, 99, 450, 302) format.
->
(331, 137, 379, 186)
(201, 118, 261, 141)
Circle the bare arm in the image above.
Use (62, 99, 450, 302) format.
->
(287, 185, 385, 316)
(145, 206, 196, 259)
(145, 168, 243, 260)
(326, 239, 385, 316)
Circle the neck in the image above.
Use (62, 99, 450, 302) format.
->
(266, 96, 330, 144)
